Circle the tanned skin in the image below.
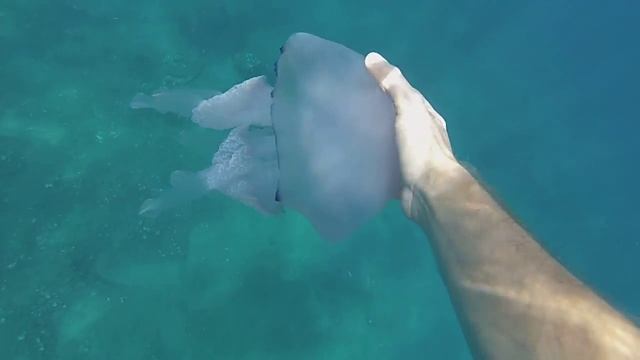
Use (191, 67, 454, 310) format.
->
(365, 52, 640, 360)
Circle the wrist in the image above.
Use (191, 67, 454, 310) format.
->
(421, 159, 466, 199)
(403, 159, 467, 221)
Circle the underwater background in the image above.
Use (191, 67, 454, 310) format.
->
(1, 0, 639, 359)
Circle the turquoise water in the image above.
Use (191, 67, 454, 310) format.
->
(1, 0, 639, 359)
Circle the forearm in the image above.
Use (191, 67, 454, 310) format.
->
(412, 162, 640, 359)
(363, 51, 640, 358)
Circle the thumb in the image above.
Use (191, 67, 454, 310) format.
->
(364, 52, 416, 108)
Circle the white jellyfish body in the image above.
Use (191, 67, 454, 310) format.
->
(272, 33, 401, 239)
(133, 33, 401, 239)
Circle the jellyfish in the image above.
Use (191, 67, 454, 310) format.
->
(130, 88, 219, 117)
(133, 33, 401, 239)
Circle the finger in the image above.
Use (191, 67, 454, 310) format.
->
(364, 52, 417, 108)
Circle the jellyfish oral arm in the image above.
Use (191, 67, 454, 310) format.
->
(129, 89, 219, 117)
(134, 76, 280, 216)
(192, 76, 273, 130)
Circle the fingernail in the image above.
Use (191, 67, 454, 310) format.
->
(365, 52, 386, 68)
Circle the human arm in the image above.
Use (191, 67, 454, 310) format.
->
(365, 52, 640, 359)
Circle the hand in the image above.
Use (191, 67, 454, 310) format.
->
(365, 52, 459, 217)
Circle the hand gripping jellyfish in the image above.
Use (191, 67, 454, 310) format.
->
(132, 33, 401, 239)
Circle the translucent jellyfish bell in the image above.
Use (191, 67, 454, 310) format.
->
(133, 33, 401, 239)
(271, 33, 401, 239)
